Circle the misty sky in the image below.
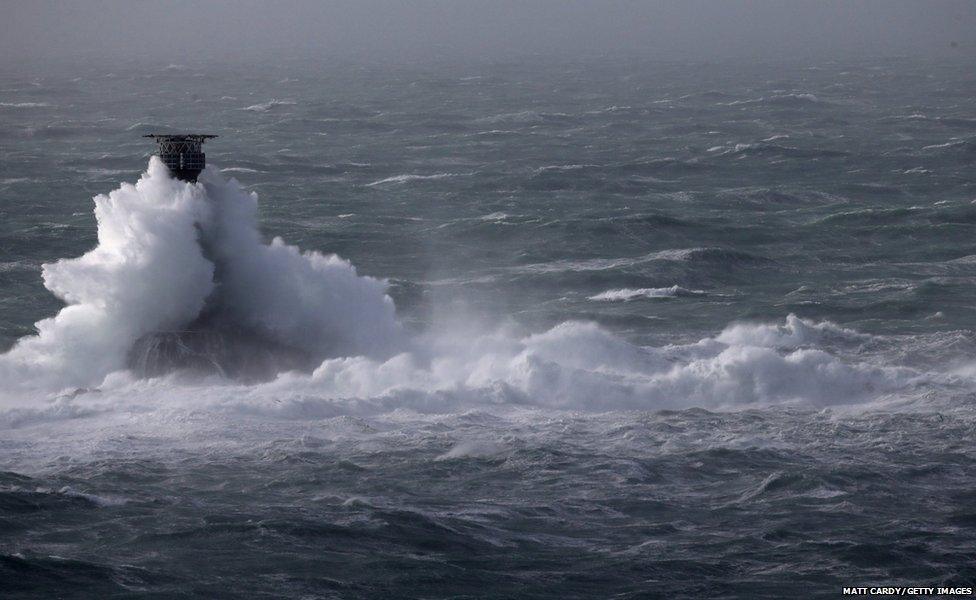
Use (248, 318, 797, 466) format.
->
(2, 0, 975, 65)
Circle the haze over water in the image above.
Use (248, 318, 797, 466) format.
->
(3, 2, 976, 598)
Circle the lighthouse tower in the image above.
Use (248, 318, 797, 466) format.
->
(143, 134, 217, 182)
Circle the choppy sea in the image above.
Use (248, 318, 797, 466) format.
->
(1, 56, 976, 598)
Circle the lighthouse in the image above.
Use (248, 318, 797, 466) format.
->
(143, 134, 217, 182)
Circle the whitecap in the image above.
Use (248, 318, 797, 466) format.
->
(0, 102, 50, 108)
(242, 99, 297, 112)
(220, 167, 261, 174)
(366, 173, 468, 186)
(589, 286, 706, 301)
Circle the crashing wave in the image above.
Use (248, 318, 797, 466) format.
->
(0, 158, 401, 396)
(0, 163, 950, 416)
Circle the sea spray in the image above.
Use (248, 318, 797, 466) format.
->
(0, 161, 935, 412)
(246, 318, 919, 414)
(0, 159, 215, 395)
(199, 173, 401, 360)
(0, 158, 402, 397)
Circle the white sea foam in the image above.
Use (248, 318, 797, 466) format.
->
(589, 286, 706, 301)
(474, 129, 519, 136)
(436, 440, 508, 460)
(0, 158, 400, 399)
(366, 173, 466, 186)
(921, 140, 966, 151)
(0, 164, 951, 420)
(0, 159, 216, 396)
(0, 102, 51, 108)
(723, 93, 823, 107)
(200, 175, 401, 360)
(220, 167, 261, 174)
(534, 164, 600, 173)
(242, 99, 297, 112)
(3, 314, 929, 427)
(515, 248, 740, 274)
(586, 105, 632, 114)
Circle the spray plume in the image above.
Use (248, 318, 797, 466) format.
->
(0, 161, 934, 413)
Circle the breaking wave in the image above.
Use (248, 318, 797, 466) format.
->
(0, 158, 400, 398)
(0, 313, 940, 428)
(0, 163, 959, 419)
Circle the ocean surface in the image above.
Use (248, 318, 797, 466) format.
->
(1, 55, 976, 598)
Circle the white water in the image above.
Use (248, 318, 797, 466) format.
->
(589, 286, 707, 301)
(0, 161, 957, 420)
(0, 158, 400, 400)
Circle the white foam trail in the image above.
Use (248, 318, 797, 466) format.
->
(366, 173, 467, 186)
(589, 286, 706, 301)
(0, 102, 51, 108)
(722, 93, 823, 107)
(219, 167, 261, 174)
(242, 98, 297, 112)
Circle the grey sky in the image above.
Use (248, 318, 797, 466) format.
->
(2, 0, 974, 65)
